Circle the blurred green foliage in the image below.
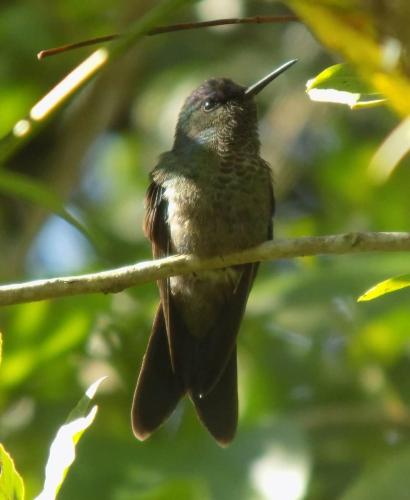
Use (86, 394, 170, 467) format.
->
(0, 1, 410, 499)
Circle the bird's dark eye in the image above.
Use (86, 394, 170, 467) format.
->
(203, 99, 218, 112)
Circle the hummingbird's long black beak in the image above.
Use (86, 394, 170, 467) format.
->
(244, 59, 298, 98)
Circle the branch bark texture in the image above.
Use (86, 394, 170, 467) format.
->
(0, 232, 409, 307)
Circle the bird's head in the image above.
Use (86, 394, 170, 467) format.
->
(174, 59, 297, 154)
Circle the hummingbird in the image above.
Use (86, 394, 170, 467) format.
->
(132, 59, 297, 446)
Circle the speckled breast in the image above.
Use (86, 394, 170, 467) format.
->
(163, 160, 272, 258)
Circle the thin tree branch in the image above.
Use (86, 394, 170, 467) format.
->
(0, 232, 409, 307)
(37, 15, 299, 60)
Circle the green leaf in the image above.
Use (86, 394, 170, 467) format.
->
(306, 63, 386, 108)
(0, 169, 100, 250)
(66, 376, 107, 422)
(34, 377, 106, 500)
(358, 273, 410, 301)
(289, 1, 410, 116)
(0, 443, 25, 500)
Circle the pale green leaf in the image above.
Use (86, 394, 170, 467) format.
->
(358, 274, 410, 302)
(66, 376, 107, 422)
(0, 443, 25, 500)
(306, 63, 386, 108)
(34, 377, 106, 500)
(290, 1, 410, 116)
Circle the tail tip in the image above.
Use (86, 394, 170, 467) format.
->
(215, 433, 235, 448)
(131, 421, 152, 442)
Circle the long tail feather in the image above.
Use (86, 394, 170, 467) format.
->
(133, 302, 240, 445)
(131, 305, 185, 440)
(191, 347, 238, 446)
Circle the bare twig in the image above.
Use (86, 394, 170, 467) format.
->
(37, 15, 299, 59)
(37, 35, 120, 60)
(0, 232, 409, 307)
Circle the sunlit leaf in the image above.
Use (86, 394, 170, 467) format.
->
(0, 443, 25, 500)
(358, 274, 410, 302)
(306, 64, 386, 108)
(34, 377, 106, 500)
(67, 376, 107, 422)
(289, 1, 410, 116)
